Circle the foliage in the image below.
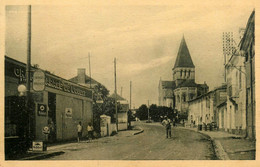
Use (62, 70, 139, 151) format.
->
(136, 104, 179, 122)
(136, 104, 148, 120)
(92, 83, 122, 132)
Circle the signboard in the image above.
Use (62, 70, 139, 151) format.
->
(42, 126, 50, 134)
(37, 104, 47, 116)
(65, 108, 72, 118)
(32, 141, 45, 151)
(45, 75, 92, 98)
(33, 70, 45, 91)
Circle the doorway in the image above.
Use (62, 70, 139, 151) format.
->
(48, 92, 56, 142)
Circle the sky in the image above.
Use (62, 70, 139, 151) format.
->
(5, 1, 255, 108)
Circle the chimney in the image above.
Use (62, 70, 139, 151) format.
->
(77, 68, 86, 84)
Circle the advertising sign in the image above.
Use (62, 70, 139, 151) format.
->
(33, 70, 45, 91)
(65, 108, 72, 118)
(32, 141, 44, 151)
(37, 104, 47, 116)
(42, 126, 50, 134)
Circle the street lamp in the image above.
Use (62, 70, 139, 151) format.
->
(18, 84, 27, 97)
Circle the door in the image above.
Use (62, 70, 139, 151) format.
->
(48, 92, 56, 142)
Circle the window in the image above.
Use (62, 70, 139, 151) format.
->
(206, 97, 210, 108)
(182, 93, 186, 102)
(189, 93, 194, 100)
(180, 70, 182, 77)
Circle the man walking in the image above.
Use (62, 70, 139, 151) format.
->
(162, 116, 172, 138)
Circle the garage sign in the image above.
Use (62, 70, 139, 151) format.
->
(33, 70, 45, 91)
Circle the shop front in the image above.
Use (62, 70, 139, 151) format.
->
(5, 56, 93, 157)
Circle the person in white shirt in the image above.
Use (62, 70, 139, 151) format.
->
(87, 123, 94, 143)
(77, 121, 82, 142)
(162, 116, 172, 138)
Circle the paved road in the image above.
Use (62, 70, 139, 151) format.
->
(47, 122, 217, 160)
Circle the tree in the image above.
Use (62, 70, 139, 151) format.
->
(149, 104, 160, 122)
(92, 83, 122, 133)
(136, 104, 148, 120)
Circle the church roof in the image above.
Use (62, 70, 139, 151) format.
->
(161, 81, 175, 89)
(173, 36, 195, 68)
(177, 79, 198, 88)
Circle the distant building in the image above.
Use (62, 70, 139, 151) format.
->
(158, 79, 175, 108)
(158, 36, 208, 113)
(188, 85, 227, 127)
(110, 93, 129, 123)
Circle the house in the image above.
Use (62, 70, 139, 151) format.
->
(69, 68, 102, 88)
(188, 85, 227, 127)
(240, 10, 255, 139)
(110, 93, 129, 124)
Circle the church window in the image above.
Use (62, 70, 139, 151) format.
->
(188, 70, 191, 77)
(189, 93, 194, 100)
(180, 70, 182, 77)
(184, 70, 186, 77)
(182, 93, 186, 102)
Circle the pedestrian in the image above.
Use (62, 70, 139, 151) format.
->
(48, 118, 55, 142)
(77, 121, 82, 142)
(87, 123, 94, 143)
(162, 116, 172, 138)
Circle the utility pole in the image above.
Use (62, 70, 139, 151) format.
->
(88, 52, 92, 88)
(26, 5, 32, 146)
(148, 100, 150, 122)
(114, 58, 118, 131)
(130, 81, 132, 110)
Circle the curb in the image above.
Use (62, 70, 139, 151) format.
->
(133, 127, 144, 135)
(20, 151, 65, 160)
(183, 128, 230, 160)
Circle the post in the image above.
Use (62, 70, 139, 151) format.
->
(114, 58, 118, 131)
(88, 52, 92, 88)
(26, 5, 32, 147)
(148, 100, 150, 122)
(130, 81, 132, 110)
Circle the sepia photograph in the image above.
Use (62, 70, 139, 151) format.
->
(1, 0, 258, 165)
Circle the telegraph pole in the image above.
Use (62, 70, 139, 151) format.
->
(26, 5, 32, 146)
(148, 100, 150, 122)
(130, 81, 132, 110)
(114, 58, 118, 131)
(88, 52, 92, 88)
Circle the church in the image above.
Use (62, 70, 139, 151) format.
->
(158, 36, 208, 113)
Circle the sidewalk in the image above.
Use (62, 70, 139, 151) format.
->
(17, 125, 144, 160)
(183, 127, 256, 160)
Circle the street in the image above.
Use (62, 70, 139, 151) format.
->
(46, 122, 217, 160)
